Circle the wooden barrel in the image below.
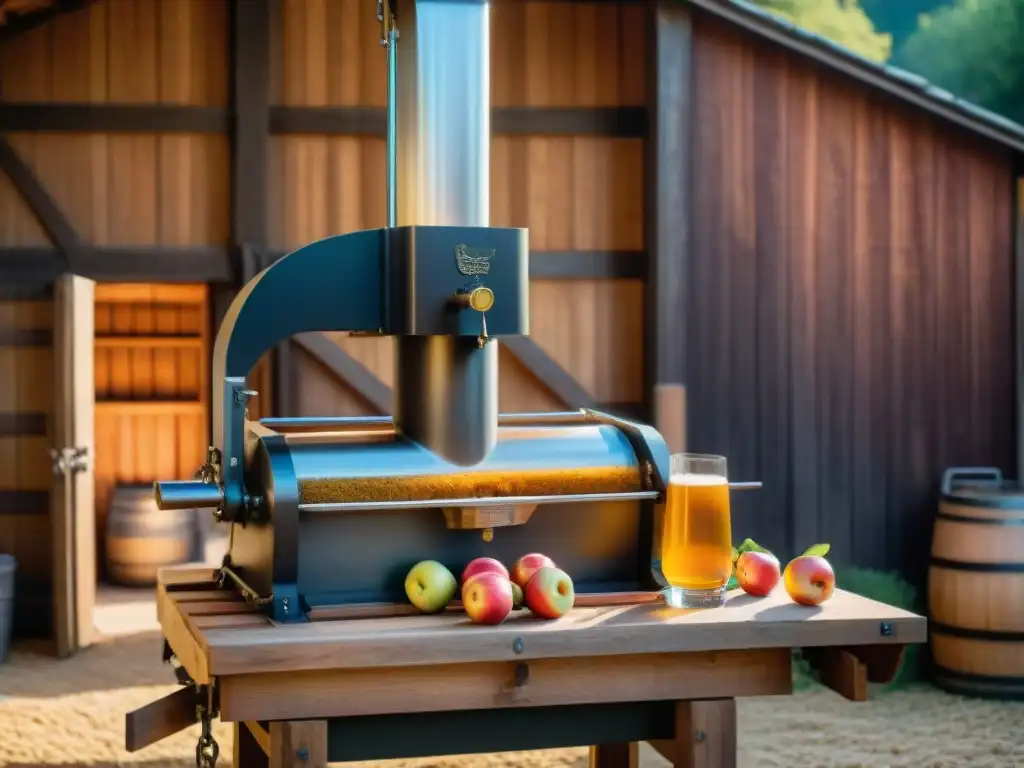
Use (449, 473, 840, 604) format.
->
(105, 485, 196, 587)
(929, 467, 1024, 700)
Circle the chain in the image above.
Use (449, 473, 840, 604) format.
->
(195, 702, 219, 768)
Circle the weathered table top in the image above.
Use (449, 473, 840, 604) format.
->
(158, 566, 926, 678)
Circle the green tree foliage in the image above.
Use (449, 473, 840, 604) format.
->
(860, 0, 953, 47)
(898, 0, 1024, 123)
(754, 0, 892, 62)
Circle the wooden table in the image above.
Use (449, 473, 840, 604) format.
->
(127, 567, 927, 768)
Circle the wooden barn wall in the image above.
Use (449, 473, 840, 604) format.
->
(687, 17, 1017, 585)
(271, 1, 647, 415)
(0, 296, 54, 636)
(0, 0, 227, 590)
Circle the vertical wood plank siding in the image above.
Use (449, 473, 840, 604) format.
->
(686, 18, 1016, 585)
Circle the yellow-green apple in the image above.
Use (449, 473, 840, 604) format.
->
(511, 553, 555, 589)
(462, 572, 514, 625)
(524, 566, 575, 619)
(735, 551, 781, 597)
(404, 560, 457, 614)
(461, 557, 509, 586)
(783, 555, 836, 606)
(511, 582, 524, 608)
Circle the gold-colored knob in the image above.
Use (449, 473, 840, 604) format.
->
(451, 286, 495, 313)
(468, 286, 494, 313)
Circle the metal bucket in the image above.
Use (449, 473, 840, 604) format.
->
(0, 553, 16, 663)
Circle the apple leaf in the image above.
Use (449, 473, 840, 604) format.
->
(731, 547, 740, 563)
(736, 538, 773, 556)
(802, 543, 831, 558)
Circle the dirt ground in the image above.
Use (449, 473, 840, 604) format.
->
(1, 631, 1022, 768)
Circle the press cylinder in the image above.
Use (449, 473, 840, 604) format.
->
(277, 424, 644, 507)
(392, 0, 497, 466)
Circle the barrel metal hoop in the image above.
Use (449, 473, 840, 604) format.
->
(936, 509, 1024, 525)
(929, 557, 1024, 573)
(931, 665, 1024, 691)
(929, 620, 1024, 642)
(939, 492, 1024, 510)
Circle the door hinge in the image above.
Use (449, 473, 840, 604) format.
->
(50, 446, 90, 476)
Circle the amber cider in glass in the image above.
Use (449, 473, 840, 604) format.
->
(660, 454, 732, 608)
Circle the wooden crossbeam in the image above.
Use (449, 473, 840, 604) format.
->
(501, 336, 594, 408)
(0, 104, 647, 139)
(289, 331, 647, 421)
(0, 0, 96, 43)
(0, 136, 80, 257)
(292, 333, 393, 415)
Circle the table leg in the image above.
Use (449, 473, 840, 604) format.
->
(589, 742, 639, 768)
(268, 720, 327, 768)
(233, 722, 268, 768)
(650, 699, 737, 768)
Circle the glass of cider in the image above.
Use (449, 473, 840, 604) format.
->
(660, 453, 733, 609)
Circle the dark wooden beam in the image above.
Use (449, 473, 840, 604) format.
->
(0, 328, 52, 347)
(530, 250, 646, 280)
(0, 246, 642, 285)
(0, 412, 48, 435)
(0, 489, 49, 515)
(264, 248, 646, 280)
(292, 332, 394, 415)
(0, 103, 647, 139)
(501, 336, 594, 408)
(0, 103, 229, 133)
(644, 2, 691, 453)
(0, 246, 234, 283)
(1016, 174, 1024, 483)
(0, 0, 96, 43)
(270, 106, 647, 138)
(290, 329, 640, 420)
(0, 135, 80, 257)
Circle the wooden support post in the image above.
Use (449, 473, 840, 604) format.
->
(589, 742, 639, 768)
(650, 699, 737, 768)
(645, 2, 692, 451)
(228, 0, 283, 413)
(268, 720, 328, 768)
(1015, 175, 1024, 483)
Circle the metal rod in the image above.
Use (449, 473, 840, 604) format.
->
(154, 480, 224, 511)
(385, 15, 398, 227)
(260, 410, 591, 432)
(300, 490, 660, 513)
(728, 481, 763, 491)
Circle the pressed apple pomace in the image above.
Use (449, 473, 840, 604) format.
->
(299, 466, 641, 505)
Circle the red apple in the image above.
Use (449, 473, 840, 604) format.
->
(462, 572, 514, 625)
(735, 551, 781, 597)
(511, 553, 556, 589)
(511, 582, 524, 608)
(783, 555, 836, 606)
(524, 566, 575, 619)
(461, 557, 509, 586)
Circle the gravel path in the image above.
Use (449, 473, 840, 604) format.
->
(1, 631, 1022, 768)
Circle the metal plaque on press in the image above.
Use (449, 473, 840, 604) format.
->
(455, 244, 493, 277)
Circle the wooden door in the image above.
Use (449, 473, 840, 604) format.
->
(51, 274, 96, 657)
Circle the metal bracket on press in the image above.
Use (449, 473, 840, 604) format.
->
(583, 409, 671, 493)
